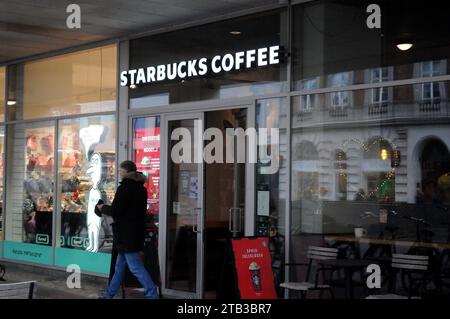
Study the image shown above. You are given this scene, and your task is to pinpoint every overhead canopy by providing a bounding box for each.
[0,0,281,64]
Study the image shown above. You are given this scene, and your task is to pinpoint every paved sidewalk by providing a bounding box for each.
[0,261,149,299]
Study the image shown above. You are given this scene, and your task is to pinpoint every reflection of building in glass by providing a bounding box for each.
[293,84,450,201]
[291,63,450,238]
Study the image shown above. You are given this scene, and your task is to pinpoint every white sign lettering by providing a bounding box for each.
[120,45,282,87]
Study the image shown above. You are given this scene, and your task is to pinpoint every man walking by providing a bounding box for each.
[97,160,158,299]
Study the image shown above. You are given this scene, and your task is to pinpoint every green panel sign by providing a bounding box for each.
[55,248,111,275]
[3,241,52,265]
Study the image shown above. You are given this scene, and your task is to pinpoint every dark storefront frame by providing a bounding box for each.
[0,0,449,299]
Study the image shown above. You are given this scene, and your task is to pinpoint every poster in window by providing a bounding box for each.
[134,126,160,215]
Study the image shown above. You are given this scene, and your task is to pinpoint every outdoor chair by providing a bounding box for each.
[365,254,429,299]
[280,246,338,299]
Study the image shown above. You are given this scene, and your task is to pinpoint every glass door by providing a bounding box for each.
[161,113,204,298]
[203,108,248,298]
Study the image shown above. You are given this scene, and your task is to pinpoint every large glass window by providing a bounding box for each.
[256,98,288,235]
[290,79,450,298]
[255,98,288,296]
[58,115,116,253]
[129,10,287,108]
[293,1,450,90]
[7,45,116,121]
[5,122,55,246]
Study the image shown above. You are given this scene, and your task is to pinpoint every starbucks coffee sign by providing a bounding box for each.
[120,45,282,87]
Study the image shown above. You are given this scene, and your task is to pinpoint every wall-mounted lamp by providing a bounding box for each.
[7,100,16,106]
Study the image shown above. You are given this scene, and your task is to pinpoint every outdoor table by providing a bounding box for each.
[318,259,373,299]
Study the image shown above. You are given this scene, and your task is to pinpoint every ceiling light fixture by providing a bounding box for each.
[396,42,413,51]
[230,31,241,36]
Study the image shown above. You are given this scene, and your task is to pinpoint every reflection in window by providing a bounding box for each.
[255,98,288,236]
[422,61,442,102]
[329,72,351,87]
[371,68,390,105]
[5,122,55,246]
[300,95,315,112]
[299,78,319,112]
[372,87,388,106]
[362,138,395,203]
[255,98,288,297]
[331,91,350,108]
[295,141,319,161]
[363,137,393,160]
[293,1,450,92]
[422,82,440,101]
[329,72,351,109]
[418,138,450,205]
[334,150,347,201]
[293,141,319,201]
[289,0,450,299]
[371,68,389,83]
[58,115,116,253]
[421,61,443,78]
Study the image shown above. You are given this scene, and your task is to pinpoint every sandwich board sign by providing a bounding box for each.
[230,237,277,299]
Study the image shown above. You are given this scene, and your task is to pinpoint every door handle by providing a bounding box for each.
[228,208,234,233]
[193,208,201,233]
[228,208,242,234]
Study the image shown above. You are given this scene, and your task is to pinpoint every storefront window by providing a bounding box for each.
[129,10,287,108]
[131,116,161,224]
[293,1,450,90]
[256,98,288,235]
[7,45,116,121]
[5,122,55,246]
[290,80,450,298]
[255,98,288,296]
[58,115,116,253]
